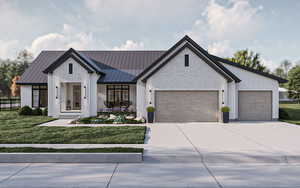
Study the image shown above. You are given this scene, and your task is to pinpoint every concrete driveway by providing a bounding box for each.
[2,121,300,187]
[144,121,300,163]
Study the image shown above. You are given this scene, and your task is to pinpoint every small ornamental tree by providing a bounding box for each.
[288,65,300,103]
[10,76,20,97]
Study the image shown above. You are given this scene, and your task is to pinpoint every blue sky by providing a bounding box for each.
[0,0,299,70]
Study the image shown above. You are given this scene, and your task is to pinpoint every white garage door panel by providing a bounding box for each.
[238,91,272,121]
[155,91,219,122]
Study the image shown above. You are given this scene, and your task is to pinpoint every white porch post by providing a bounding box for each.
[228,81,237,120]
[89,73,98,117]
[136,80,146,118]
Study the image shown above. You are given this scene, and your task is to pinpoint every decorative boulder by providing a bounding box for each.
[135,117,146,123]
[125,115,135,120]
[98,115,108,119]
[108,114,117,120]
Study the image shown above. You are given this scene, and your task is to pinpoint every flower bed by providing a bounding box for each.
[71,114,145,124]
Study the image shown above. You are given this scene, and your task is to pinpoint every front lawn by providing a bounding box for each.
[0,111,146,144]
[0,147,143,153]
[279,103,300,125]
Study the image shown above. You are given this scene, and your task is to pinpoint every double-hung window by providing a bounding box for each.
[32,85,48,108]
[106,85,129,107]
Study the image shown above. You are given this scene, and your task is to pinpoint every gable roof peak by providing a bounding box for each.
[43,47,105,75]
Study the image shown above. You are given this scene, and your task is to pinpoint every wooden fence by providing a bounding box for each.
[0,98,21,110]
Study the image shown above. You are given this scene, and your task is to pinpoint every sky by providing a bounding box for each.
[0,0,299,70]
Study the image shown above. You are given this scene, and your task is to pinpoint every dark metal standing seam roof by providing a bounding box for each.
[17,35,287,85]
[17,50,165,84]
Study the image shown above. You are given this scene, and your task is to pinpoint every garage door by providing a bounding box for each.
[155,91,219,122]
[238,91,272,121]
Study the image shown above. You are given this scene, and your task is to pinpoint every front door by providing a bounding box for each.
[73,85,81,110]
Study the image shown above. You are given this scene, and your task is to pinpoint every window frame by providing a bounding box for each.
[69,63,73,74]
[185,54,189,67]
[106,85,130,107]
[32,85,48,108]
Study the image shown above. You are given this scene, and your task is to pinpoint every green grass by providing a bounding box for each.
[0,147,143,153]
[0,111,146,144]
[279,103,300,125]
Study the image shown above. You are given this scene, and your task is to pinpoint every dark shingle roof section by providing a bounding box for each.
[18,50,165,84]
[210,55,288,83]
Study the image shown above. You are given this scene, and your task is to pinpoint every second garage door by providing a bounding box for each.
[155,91,219,122]
[238,91,272,121]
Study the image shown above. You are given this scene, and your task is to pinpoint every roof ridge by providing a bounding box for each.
[41,50,166,52]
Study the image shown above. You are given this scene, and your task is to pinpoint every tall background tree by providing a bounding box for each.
[287,65,300,103]
[0,50,33,97]
[227,49,269,73]
[273,60,292,88]
[274,60,292,79]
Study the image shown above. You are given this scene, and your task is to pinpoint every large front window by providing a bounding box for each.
[32,85,47,108]
[106,85,130,108]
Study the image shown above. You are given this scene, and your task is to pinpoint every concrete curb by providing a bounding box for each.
[143,154,300,164]
[0,153,142,163]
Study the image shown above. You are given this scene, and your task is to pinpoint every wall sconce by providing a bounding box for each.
[222,90,224,104]
[149,89,152,93]
[56,86,58,99]
[84,86,87,99]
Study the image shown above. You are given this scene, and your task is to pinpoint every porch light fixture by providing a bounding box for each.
[222,90,224,104]
[84,86,87,99]
[149,89,152,93]
[56,86,58,99]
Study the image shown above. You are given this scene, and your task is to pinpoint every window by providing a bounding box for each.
[106,85,130,107]
[185,54,189,67]
[69,63,73,74]
[32,85,48,108]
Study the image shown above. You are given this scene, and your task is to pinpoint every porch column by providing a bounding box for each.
[89,73,98,117]
[136,80,146,118]
[228,81,237,120]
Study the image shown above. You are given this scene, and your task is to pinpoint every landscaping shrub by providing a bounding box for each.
[43,108,48,116]
[221,106,230,112]
[113,115,126,124]
[32,108,43,116]
[146,106,155,112]
[98,111,136,116]
[79,117,92,124]
[279,108,290,119]
[18,106,33,115]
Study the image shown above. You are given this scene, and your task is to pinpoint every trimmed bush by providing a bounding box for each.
[114,115,126,124]
[279,108,290,119]
[79,117,92,124]
[32,108,43,116]
[221,106,230,113]
[146,106,155,112]
[98,111,136,117]
[43,108,48,116]
[18,106,33,115]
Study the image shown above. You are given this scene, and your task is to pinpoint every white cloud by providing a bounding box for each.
[113,40,144,50]
[0,40,20,59]
[187,0,263,42]
[27,24,99,56]
[205,0,262,40]
[207,40,233,57]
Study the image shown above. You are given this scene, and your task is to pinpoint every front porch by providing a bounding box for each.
[60,82,82,113]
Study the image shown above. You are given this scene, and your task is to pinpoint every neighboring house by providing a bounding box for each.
[17,36,287,122]
[279,87,294,102]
